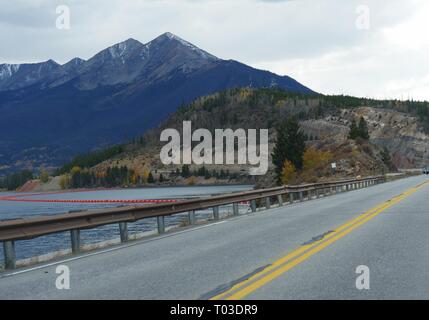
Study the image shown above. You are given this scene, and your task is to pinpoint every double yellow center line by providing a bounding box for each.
[210,180,429,300]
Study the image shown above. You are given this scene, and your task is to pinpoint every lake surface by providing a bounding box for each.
[0,185,253,264]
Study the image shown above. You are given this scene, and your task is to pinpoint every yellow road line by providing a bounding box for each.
[210,200,389,300]
[211,180,429,300]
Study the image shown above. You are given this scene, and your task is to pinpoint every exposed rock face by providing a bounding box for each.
[302,107,429,168]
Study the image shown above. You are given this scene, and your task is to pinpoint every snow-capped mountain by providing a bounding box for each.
[0,33,221,92]
[0,60,65,91]
[0,32,314,173]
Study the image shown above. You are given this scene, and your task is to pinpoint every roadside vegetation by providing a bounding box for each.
[0,170,33,191]
[272,115,394,185]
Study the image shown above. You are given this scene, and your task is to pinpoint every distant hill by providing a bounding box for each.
[0,32,313,175]
[54,88,429,188]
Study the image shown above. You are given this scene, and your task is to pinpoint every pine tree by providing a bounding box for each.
[147,172,155,183]
[358,116,370,140]
[348,119,359,139]
[349,117,369,140]
[181,165,190,178]
[272,117,306,184]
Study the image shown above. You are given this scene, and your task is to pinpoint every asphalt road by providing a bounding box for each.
[1,175,428,299]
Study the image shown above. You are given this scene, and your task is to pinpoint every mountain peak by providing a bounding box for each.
[107,38,144,59]
[159,32,182,41]
[149,32,219,60]
[64,57,85,65]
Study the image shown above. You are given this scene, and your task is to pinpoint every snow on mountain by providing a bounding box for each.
[0,63,21,80]
[158,32,219,60]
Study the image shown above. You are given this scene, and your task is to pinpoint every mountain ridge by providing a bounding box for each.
[0,33,314,175]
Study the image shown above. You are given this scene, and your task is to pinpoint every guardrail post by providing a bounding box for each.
[316,188,320,198]
[299,192,303,201]
[290,193,294,204]
[213,206,220,220]
[265,197,271,209]
[70,229,81,254]
[188,210,196,224]
[250,200,257,212]
[277,194,283,206]
[119,222,128,242]
[157,216,165,234]
[233,203,239,216]
[3,241,16,270]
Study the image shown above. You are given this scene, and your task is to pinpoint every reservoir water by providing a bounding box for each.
[0,185,253,265]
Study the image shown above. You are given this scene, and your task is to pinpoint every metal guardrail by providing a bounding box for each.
[0,175,386,270]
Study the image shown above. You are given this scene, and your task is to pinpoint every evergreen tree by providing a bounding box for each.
[272,117,306,184]
[181,165,191,178]
[147,172,155,183]
[349,117,369,140]
[348,119,359,139]
[381,146,396,171]
[358,116,370,140]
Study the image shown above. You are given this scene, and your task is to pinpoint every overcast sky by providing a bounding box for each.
[0,0,428,100]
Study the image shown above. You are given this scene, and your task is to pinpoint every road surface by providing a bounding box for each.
[1,175,428,299]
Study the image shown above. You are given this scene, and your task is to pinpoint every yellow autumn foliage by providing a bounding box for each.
[302,147,333,182]
[281,160,297,185]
